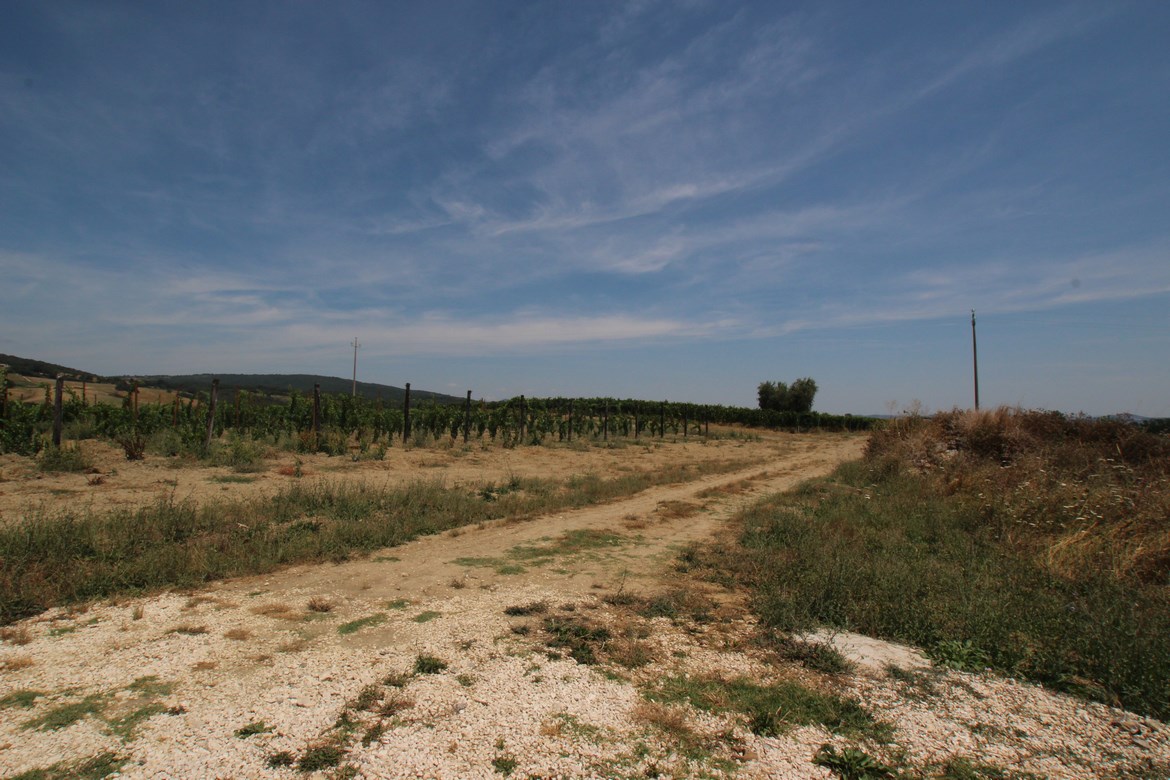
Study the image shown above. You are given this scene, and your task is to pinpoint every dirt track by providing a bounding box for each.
[1,432,1167,779]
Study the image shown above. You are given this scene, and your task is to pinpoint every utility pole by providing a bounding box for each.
[971,310,980,411]
[351,337,360,398]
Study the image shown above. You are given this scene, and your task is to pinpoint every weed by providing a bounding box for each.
[456,673,474,687]
[352,684,382,711]
[1,625,32,644]
[491,754,518,775]
[8,751,126,780]
[646,675,888,740]
[768,634,853,675]
[414,654,447,674]
[383,671,412,687]
[168,623,208,635]
[361,721,386,746]
[385,598,410,609]
[307,597,334,613]
[813,744,895,779]
[412,610,441,623]
[108,702,167,739]
[235,720,272,738]
[1,689,43,709]
[1,655,34,671]
[37,445,92,473]
[127,675,173,697]
[224,627,252,641]
[299,743,345,771]
[504,601,548,616]
[543,617,611,665]
[379,692,414,717]
[266,751,295,767]
[24,694,108,731]
[337,613,387,635]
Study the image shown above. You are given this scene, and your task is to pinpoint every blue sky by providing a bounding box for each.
[2,1,1168,415]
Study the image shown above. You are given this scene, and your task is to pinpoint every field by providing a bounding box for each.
[0,417,1167,778]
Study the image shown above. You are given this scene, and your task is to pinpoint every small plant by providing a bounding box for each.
[930,639,990,672]
[235,720,272,738]
[307,597,334,613]
[168,624,208,635]
[492,754,518,776]
[266,751,295,768]
[0,689,43,709]
[813,744,895,779]
[412,610,441,623]
[299,743,345,771]
[414,654,447,674]
[504,601,548,616]
[38,445,92,473]
[338,613,387,635]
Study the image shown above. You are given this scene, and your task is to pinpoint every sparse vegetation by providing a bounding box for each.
[701,408,1170,718]
[0,459,752,624]
[337,613,387,635]
[414,654,448,674]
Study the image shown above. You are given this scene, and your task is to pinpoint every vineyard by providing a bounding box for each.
[0,370,873,458]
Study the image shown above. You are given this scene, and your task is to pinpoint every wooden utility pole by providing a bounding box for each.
[971,310,980,411]
[351,338,360,397]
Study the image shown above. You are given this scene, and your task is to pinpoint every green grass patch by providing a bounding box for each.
[0,689,44,709]
[543,617,611,665]
[337,613,387,635]
[646,674,888,740]
[385,598,410,609]
[235,720,273,738]
[412,610,441,623]
[23,694,109,731]
[108,702,167,740]
[8,751,126,780]
[209,475,257,484]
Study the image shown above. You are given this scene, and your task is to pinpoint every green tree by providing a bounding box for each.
[757,377,817,413]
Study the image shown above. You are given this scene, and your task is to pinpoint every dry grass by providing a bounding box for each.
[0,626,32,645]
[224,628,252,641]
[191,661,217,671]
[306,597,334,613]
[251,602,303,621]
[654,500,701,519]
[1,655,34,671]
[868,407,1170,583]
[631,701,696,739]
[169,623,209,635]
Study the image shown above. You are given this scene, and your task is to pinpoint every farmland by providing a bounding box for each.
[0,382,1167,777]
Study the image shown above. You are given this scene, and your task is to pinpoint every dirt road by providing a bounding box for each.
[1,432,1166,779]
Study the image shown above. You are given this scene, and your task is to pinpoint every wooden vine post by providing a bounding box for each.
[463,390,472,443]
[52,375,64,447]
[403,383,411,442]
[683,408,688,438]
[659,401,665,439]
[634,410,640,439]
[602,402,608,441]
[312,384,321,446]
[567,400,574,443]
[519,395,526,443]
[204,378,219,449]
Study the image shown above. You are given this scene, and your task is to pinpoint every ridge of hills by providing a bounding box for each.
[0,353,463,405]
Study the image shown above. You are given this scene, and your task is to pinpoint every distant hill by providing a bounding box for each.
[0,353,462,405]
[0,353,101,382]
[137,373,463,405]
